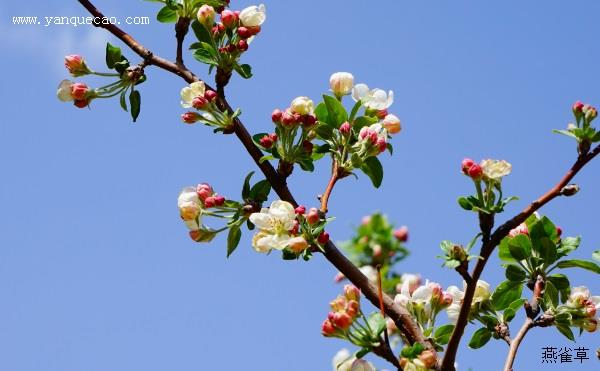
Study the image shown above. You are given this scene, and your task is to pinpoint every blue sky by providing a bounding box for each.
[1,1,599,370]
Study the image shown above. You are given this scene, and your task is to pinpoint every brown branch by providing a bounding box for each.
[77,0,430,364]
[320,160,340,213]
[502,317,533,371]
[175,17,191,68]
[441,147,600,370]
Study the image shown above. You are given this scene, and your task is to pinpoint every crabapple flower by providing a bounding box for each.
[249,200,305,253]
[480,159,512,181]
[332,349,354,371]
[181,81,206,108]
[197,5,216,28]
[508,222,529,237]
[290,96,314,115]
[64,55,91,77]
[394,226,409,242]
[446,280,491,323]
[399,273,422,294]
[239,4,266,27]
[329,72,354,98]
[352,83,394,110]
[178,187,202,231]
[355,123,388,156]
[57,80,90,102]
[383,114,402,134]
[349,359,375,371]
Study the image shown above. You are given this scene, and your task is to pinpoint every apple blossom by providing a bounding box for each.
[349,359,375,371]
[332,349,354,371]
[204,90,218,102]
[400,273,421,294]
[446,280,491,323]
[467,163,483,180]
[64,55,91,77]
[306,207,320,225]
[339,122,351,135]
[197,5,216,28]
[461,158,475,174]
[322,319,337,337]
[220,10,237,28]
[181,81,206,108]
[352,83,394,110]
[383,114,402,134]
[181,112,201,124]
[508,222,529,237]
[271,109,283,123]
[329,72,354,98]
[318,231,330,244]
[394,226,409,242]
[480,159,512,181]
[290,96,314,115]
[259,134,275,148]
[249,200,301,253]
[239,4,266,28]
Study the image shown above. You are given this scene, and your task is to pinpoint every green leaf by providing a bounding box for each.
[434,324,455,345]
[468,327,492,349]
[543,281,559,309]
[367,312,386,337]
[556,324,575,341]
[548,274,570,290]
[241,171,254,199]
[557,236,580,258]
[156,5,178,23]
[360,156,383,188]
[498,237,516,262]
[556,259,600,274]
[553,129,578,139]
[507,234,532,261]
[193,47,219,66]
[119,90,128,112]
[249,180,271,203]
[234,63,253,79]
[191,20,213,44]
[457,196,473,211]
[352,115,378,131]
[314,103,330,125]
[323,95,348,127]
[105,42,123,69]
[491,280,523,310]
[129,90,141,122]
[226,224,242,257]
[505,264,526,282]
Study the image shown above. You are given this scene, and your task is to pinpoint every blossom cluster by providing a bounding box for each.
[180,81,238,131]
[394,280,454,328]
[445,280,491,324]
[322,285,362,337]
[554,286,599,333]
[177,183,228,242]
[459,157,516,214]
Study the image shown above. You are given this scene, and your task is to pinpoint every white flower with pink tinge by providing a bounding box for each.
[249,200,307,253]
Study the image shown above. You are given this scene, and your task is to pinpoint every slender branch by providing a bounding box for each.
[441,148,600,370]
[175,17,191,68]
[320,160,340,213]
[76,0,430,363]
[502,318,533,371]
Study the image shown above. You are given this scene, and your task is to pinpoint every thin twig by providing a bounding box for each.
[441,148,600,370]
[77,0,430,363]
[502,318,533,371]
[320,160,340,213]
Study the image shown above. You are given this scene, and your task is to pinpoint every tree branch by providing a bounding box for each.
[502,317,533,371]
[441,148,600,370]
[320,160,340,213]
[77,0,430,362]
[175,17,191,68]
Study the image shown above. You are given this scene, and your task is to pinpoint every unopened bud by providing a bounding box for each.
[294,205,306,214]
[204,90,218,102]
[344,285,360,301]
[418,350,437,369]
[220,10,237,28]
[192,96,209,110]
[271,109,283,123]
[214,195,225,206]
[237,39,248,51]
[339,122,351,135]
[197,5,216,28]
[394,226,409,242]
[321,319,336,336]
[468,164,483,180]
[306,208,320,225]
[560,184,580,196]
[181,112,201,124]
[461,158,475,174]
[302,140,314,153]
[203,196,216,208]
[259,134,274,148]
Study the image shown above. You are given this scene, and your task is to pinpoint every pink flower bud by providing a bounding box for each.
[203,196,216,208]
[318,231,330,244]
[306,208,320,225]
[295,205,306,214]
[237,26,252,39]
[339,122,351,135]
[269,133,278,142]
[247,25,261,36]
[330,297,347,312]
[344,285,360,301]
[196,183,213,201]
[383,114,401,134]
[418,350,437,369]
[586,303,597,318]
[74,99,90,109]
[64,55,90,76]
[212,23,225,35]
[509,223,529,238]
[302,140,314,153]
[192,96,209,110]
[260,134,274,148]
[197,5,216,27]
[271,109,283,123]
[71,82,89,100]
[181,112,201,124]
[394,226,409,242]
[321,319,336,336]
[376,137,387,153]
[302,114,317,127]
[214,195,225,206]
[461,158,475,174]
[376,109,388,119]
[289,220,299,235]
[468,164,483,180]
[556,226,562,237]
[220,10,237,28]
[237,39,248,51]
[334,272,345,283]
[281,112,295,126]
[189,230,203,242]
[332,312,352,329]
[573,101,584,114]
[442,291,453,306]
[288,236,309,253]
[204,90,218,102]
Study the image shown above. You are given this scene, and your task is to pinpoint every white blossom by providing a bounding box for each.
[352,83,394,110]
[239,4,266,27]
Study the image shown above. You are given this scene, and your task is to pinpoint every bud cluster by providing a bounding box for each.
[551,286,600,333]
[180,81,239,131]
[459,157,515,214]
[178,182,233,242]
[321,285,362,337]
[395,280,453,328]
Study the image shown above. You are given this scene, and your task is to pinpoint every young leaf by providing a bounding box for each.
[434,324,455,345]
[323,95,348,127]
[119,90,128,112]
[556,324,575,341]
[234,64,253,79]
[507,234,532,261]
[156,6,178,23]
[543,281,559,309]
[547,274,570,290]
[457,197,473,211]
[241,171,254,199]
[226,224,242,257]
[129,90,141,122]
[360,156,383,188]
[106,42,122,69]
[249,180,271,203]
[505,264,526,282]
[367,312,386,337]
[468,327,492,349]
[191,20,214,44]
[556,259,600,274]
[593,250,600,262]
[491,280,523,310]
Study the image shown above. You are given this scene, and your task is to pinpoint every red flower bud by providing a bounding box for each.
[289,220,300,235]
[271,109,283,123]
[468,164,483,180]
[247,25,261,36]
[376,137,387,153]
[204,90,218,102]
[318,231,330,244]
[214,195,225,206]
[71,82,89,100]
[203,196,216,208]
[339,122,351,135]
[321,319,336,337]
[269,133,278,142]
[295,205,306,215]
[302,114,317,127]
[192,96,209,110]
[306,208,320,225]
[573,101,584,114]
[189,230,203,242]
[237,39,248,51]
[259,134,274,149]
[376,109,388,119]
[556,226,562,237]
[394,226,409,242]
[237,26,252,39]
[74,99,90,108]
[332,312,352,329]
[181,112,201,124]
[220,10,237,28]
[196,183,213,201]
[281,112,295,126]
[302,140,314,153]
[461,158,475,174]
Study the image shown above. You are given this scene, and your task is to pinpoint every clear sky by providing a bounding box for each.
[1,1,599,370]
